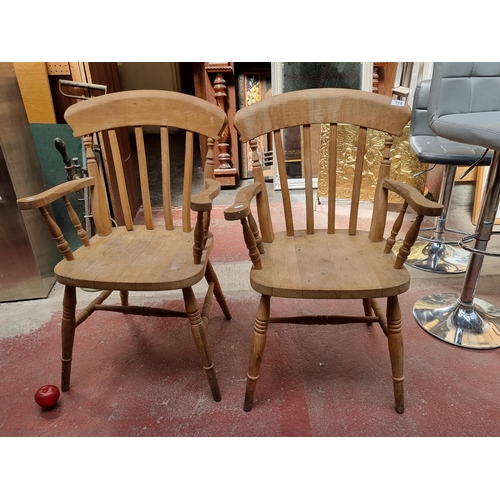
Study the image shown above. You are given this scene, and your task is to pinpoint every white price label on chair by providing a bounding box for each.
[391,99,405,106]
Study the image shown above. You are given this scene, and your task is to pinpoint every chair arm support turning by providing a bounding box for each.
[383,180,443,270]
[383,179,443,216]
[224,182,263,221]
[17,177,95,210]
[16,177,95,261]
[191,178,221,212]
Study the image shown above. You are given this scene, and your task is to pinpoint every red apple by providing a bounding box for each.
[34,385,60,409]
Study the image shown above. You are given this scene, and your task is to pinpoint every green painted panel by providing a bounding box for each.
[30,124,85,251]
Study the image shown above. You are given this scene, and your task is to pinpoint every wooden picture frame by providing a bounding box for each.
[472,165,500,225]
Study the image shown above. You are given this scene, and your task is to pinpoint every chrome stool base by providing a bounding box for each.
[393,239,469,273]
[413,292,500,349]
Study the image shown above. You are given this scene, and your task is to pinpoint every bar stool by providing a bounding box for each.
[413,62,500,349]
[403,79,492,274]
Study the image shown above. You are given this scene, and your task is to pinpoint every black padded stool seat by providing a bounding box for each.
[413,63,500,349]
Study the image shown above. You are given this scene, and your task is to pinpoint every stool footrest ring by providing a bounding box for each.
[418,227,470,245]
[458,232,500,257]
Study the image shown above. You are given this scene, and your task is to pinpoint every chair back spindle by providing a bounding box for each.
[240,89,410,242]
[64,90,226,239]
[134,126,154,230]
[160,126,174,230]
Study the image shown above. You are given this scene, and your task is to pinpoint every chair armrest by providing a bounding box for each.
[17,177,95,210]
[224,182,263,221]
[191,178,220,212]
[383,179,443,216]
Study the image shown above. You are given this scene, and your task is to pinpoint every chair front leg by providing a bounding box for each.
[386,295,404,414]
[61,285,77,392]
[244,294,271,412]
[182,287,221,402]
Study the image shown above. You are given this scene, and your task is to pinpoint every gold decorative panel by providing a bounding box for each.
[317,124,424,202]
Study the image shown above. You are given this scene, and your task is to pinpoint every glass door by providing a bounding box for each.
[271,62,371,190]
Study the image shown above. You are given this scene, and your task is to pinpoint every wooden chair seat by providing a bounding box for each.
[55,226,214,291]
[250,230,410,299]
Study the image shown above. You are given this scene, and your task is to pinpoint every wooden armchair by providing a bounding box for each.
[225,88,442,413]
[17,90,231,402]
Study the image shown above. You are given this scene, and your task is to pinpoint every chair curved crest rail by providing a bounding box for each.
[225,88,443,413]
[17,90,232,401]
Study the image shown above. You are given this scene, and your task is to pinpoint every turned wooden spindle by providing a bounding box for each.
[394,213,425,269]
[248,211,264,254]
[62,195,89,246]
[39,206,74,260]
[241,217,262,269]
[385,201,408,253]
[193,211,205,265]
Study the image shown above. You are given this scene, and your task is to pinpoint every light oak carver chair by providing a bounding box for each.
[17,90,232,402]
[225,88,443,413]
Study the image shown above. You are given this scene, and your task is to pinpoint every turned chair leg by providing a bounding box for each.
[362,298,374,326]
[120,290,129,306]
[182,286,221,402]
[244,294,271,412]
[61,285,77,392]
[205,260,231,320]
[386,295,404,414]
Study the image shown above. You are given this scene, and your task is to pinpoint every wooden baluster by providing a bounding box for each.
[213,72,232,170]
[394,213,424,269]
[203,211,211,247]
[62,195,89,246]
[39,206,74,260]
[248,211,264,254]
[193,211,204,265]
[241,217,262,269]
[204,138,216,180]
[373,65,380,93]
[385,201,408,253]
